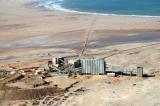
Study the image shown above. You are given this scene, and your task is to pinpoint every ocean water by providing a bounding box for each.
[33,0,160,17]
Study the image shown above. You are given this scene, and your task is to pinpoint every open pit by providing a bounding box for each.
[0,83,65,100]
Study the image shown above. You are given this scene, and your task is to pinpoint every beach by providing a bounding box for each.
[0,0,160,106]
[0,0,160,74]
[0,0,160,57]
[0,0,160,63]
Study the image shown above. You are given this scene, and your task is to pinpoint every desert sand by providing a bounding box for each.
[0,0,160,57]
[0,0,160,106]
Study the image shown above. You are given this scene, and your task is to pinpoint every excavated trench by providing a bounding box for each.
[0,83,65,100]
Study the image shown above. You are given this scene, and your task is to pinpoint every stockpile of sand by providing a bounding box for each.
[23,76,46,86]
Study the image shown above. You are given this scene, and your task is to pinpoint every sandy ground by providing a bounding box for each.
[0,0,160,106]
[2,76,160,106]
[0,0,160,57]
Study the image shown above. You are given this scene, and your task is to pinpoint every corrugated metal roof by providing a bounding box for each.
[80,59,105,75]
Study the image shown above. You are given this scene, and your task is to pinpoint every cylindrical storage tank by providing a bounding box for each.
[137,67,143,77]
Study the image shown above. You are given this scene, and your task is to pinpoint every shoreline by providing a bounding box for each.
[0,1,160,106]
[31,0,160,18]
[0,0,160,60]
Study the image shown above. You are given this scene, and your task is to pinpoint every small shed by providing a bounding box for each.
[80,59,106,75]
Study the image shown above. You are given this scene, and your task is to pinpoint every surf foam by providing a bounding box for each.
[32,0,160,18]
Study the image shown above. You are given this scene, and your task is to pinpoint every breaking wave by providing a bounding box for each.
[32,0,160,18]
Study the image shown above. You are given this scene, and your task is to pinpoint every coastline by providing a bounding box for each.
[0,1,160,106]
[32,0,160,18]
[0,0,160,58]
